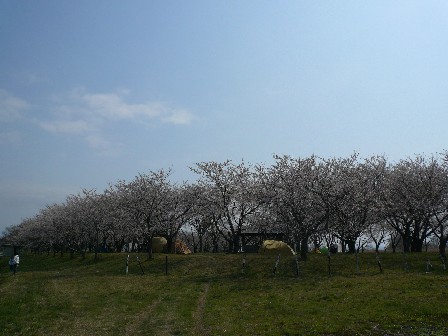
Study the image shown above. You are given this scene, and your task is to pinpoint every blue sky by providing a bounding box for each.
[1,1,448,233]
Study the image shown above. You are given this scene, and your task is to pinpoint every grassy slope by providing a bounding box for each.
[0,252,447,336]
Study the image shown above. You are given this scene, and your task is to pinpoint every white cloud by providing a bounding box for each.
[163,109,194,125]
[44,88,194,127]
[0,88,194,155]
[80,92,162,120]
[0,90,28,121]
[35,88,194,153]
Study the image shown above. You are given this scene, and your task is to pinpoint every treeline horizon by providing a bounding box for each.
[3,151,448,262]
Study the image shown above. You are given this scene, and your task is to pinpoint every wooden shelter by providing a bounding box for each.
[237,232,284,253]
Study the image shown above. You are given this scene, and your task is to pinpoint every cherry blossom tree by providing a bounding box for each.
[186,185,222,252]
[367,220,389,253]
[381,156,442,253]
[191,160,266,253]
[309,156,350,251]
[155,182,199,253]
[6,151,448,261]
[111,169,171,258]
[41,202,76,256]
[421,154,448,260]
[101,187,136,252]
[331,155,387,253]
[263,155,321,260]
[3,216,52,253]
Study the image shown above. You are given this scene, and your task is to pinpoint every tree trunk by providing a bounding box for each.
[411,236,424,252]
[199,234,203,253]
[402,235,411,253]
[390,234,401,253]
[300,236,309,261]
[94,229,100,261]
[167,235,176,254]
[147,236,153,260]
[233,235,240,253]
[439,236,448,260]
[375,242,380,253]
[347,240,356,254]
[212,234,219,253]
[355,249,360,274]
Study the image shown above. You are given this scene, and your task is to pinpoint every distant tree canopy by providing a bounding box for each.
[4,152,448,261]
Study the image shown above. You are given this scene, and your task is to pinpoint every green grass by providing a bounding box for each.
[1,252,448,335]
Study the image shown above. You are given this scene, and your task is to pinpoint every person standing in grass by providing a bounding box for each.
[9,256,16,275]
[14,254,19,271]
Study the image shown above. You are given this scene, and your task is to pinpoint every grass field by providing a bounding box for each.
[1,251,448,335]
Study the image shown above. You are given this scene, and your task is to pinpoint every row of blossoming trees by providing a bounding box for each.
[3,152,448,261]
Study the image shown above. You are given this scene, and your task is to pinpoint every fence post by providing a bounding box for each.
[273,254,280,274]
[426,258,433,273]
[376,252,383,273]
[403,252,409,272]
[294,243,300,278]
[440,255,447,271]
[137,256,144,275]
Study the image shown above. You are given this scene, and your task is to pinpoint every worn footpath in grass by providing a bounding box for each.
[1,252,448,335]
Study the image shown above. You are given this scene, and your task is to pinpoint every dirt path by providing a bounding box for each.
[124,298,161,336]
[193,283,210,336]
